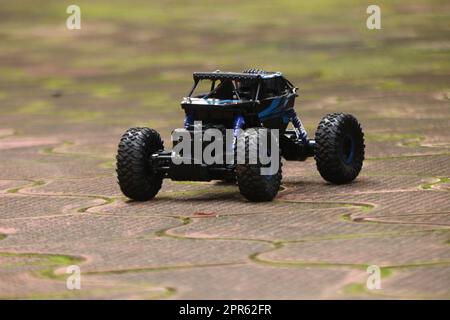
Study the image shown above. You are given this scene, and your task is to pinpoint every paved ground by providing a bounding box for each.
[0,0,449,299]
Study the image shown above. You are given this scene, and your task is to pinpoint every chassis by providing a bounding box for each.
[116,69,365,202]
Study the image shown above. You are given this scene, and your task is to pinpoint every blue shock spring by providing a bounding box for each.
[287,109,308,144]
[184,112,194,129]
[232,115,245,138]
[228,115,245,161]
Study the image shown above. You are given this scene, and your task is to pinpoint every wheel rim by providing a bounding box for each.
[342,134,355,164]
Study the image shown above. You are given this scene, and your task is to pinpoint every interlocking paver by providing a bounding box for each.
[262,232,450,266]
[94,264,361,299]
[93,193,340,217]
[167,208,443,241]
[380,265,450,299]
[0,180,30,193]
[0,0,449,299]
[0,254,171,299]
[0,214,180,246]
[280,190,450,219]
[0,194,102,219]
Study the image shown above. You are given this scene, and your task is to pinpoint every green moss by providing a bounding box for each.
[0,67,31,81]
[341,213,351,221]
[359,205,373,213]
[252,254,368,270]
[272,241,284,250]
[159,287,177,299]
[7,180,45,193]
[0,252,84,280]
[43,78,74,90]
[421,177,450,190]
[375,79,405,91]
[62,140,75,146]
[181,217,192,225]
[380,267,393,278]
[99,160,115,169]
[274,199,349,210]
[37,268,61,280]
[90,84,122,98]
[367,153,450,161]
[365,133,423,143]
[18,101,53,115]
[14,98,105,122]
[7,186,22,194]
[85,262,239,276]
[1,285,175,300]
[58,109,104,122]
[0,252,81,263]
[33,180,46,187]
[421,181,435,190]
[340,202,373,216]
[386,261,450,270]
[77,197,115,213]
[47,255,79,265]
[344,283,367,295]
[155,216,193,238]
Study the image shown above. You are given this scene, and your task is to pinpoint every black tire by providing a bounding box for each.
[314,113,365,184]
[236,128,282,202]
[116,127,164,201]
[222,174,237,184]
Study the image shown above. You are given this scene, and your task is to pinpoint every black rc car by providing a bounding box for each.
[116,69,365,202]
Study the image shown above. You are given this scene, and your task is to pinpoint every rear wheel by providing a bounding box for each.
[314,113,365,184]
[236,128,282,202]
[116,127,164,201]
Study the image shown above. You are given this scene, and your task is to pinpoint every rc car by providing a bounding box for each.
[116,69,365,202]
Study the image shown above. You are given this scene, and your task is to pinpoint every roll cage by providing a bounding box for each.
[187,71,297,103]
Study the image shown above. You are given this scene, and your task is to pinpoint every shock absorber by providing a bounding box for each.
[232,114,245,138]
[287,109,308,144]
[184,112,194,129]
[226,115,245,165]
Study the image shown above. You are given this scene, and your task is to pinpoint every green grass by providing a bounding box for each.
[365,133,423,143]
[421,177,450,190]
[0,252,84,280]
[7,180,46,193]
[0,0,447,129]
[344,283,367,295]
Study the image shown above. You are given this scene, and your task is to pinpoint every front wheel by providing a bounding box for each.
[116,127,164,201]
[236,128,282,202]
[314,113,365,184]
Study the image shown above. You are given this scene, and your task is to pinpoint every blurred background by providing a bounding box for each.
[0,0,448,151]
